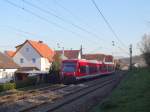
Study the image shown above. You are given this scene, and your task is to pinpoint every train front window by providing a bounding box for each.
[62,63,76,72]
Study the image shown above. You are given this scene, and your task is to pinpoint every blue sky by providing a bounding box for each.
[0,0,150,57]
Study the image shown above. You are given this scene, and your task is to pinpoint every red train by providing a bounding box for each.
[60,59,115,83]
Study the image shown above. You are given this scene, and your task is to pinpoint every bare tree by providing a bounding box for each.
[139,34,150,67]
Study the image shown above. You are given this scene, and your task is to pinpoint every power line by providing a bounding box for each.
[4,0,128,56]
[22,0,107,43]
[0,25,58,46]
[4,0,103,48]
[51,0,126,55]
[4,1,88,39]
[23,0,119,53]
[5,0,83,36]
[91,0,128,52]
[52,0,100,33]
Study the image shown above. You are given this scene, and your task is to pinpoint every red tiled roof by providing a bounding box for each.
[0,52,19,69]
[55,50,80,59]
[105,55,113,62]
[5,50,15,57]
[83,54,113,62]
[13,40,54,62]
[82,54,106,61]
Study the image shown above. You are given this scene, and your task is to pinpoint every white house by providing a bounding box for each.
[12,40,54,72]
[0,52,19,83]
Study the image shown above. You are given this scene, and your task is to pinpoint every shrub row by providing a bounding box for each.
[0,77,37,92]
[15,77,37,89]
[0,83,16,92]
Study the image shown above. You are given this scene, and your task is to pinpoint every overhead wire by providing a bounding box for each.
[23,0,118,54]
[5,0,102,46]
[52,0,101,34]
[91,0,129,55]
[4,0,123,55]
[0,25,58,46]
[22,0,108,43]
[4,0,112,50]
[52,0,129,55]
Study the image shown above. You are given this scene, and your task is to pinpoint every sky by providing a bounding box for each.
[0,0,150,57]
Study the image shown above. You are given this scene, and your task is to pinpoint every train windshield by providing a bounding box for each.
[62,62,76,72]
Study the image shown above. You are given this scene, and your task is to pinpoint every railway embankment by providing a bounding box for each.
[92,68,150,112]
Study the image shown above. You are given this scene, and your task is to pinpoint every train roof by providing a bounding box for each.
[62,59,87,62]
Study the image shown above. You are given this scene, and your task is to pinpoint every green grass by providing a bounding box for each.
[92,68,150,112]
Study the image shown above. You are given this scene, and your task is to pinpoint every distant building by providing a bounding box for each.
[82,54,113,62]
[82,54,105,61]
[12,40,54,72]
[5,50,15,57]
[0,52,19,83]
[55,50,82,60]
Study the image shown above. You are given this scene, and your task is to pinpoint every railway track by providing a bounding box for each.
[0,73,123,112]
[0,84,69,112]
[20,73,121,112]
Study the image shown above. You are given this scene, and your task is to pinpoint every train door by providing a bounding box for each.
[78,62,87,77]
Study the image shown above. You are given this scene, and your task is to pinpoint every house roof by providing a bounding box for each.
[16,67,40,73]
[5,50,15,57]
[13,40,54,62]
[82,54,106,61]
[105,55,113,62]
[0,52,19,69]
[82,54,113,62]
[55,50,80,59]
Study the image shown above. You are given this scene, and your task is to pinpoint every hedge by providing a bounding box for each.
[15,77,37,89]
[0,83,16,92]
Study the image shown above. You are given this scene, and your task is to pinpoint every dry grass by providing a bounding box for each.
[0,85,63,109]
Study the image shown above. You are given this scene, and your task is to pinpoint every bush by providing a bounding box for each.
[49,71,61,83]
[0,83,16,92]
[15,77,37,89]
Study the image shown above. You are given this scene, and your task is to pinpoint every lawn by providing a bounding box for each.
[92,68,150,112]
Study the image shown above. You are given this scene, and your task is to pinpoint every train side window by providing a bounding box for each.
[108,66,110,71]
[102,65,107,71]
[109,66,112,71]
[89,65,97,74]
[80,66,86,74]
[89,66,93,74]
[99,66,102,71]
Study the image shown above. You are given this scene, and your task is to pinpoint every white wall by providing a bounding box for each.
[0,69,17,83]
[13,42,41,69]
[40,58,51,72]
[13,42,51,71]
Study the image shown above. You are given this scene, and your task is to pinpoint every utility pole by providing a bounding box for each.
[112,41,115,57]
[80,45,83,59]
[112,41,115,64]
[129,44,132,70]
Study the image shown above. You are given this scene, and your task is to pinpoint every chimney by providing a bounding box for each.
[38,40,43,43]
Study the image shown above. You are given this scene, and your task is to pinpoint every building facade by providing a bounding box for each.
[0,52,19,83]
[13,40,54,72]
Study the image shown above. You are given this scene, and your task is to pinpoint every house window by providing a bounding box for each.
[32,58,36,63]
[26,48,29,52]
[20,58,24,63]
